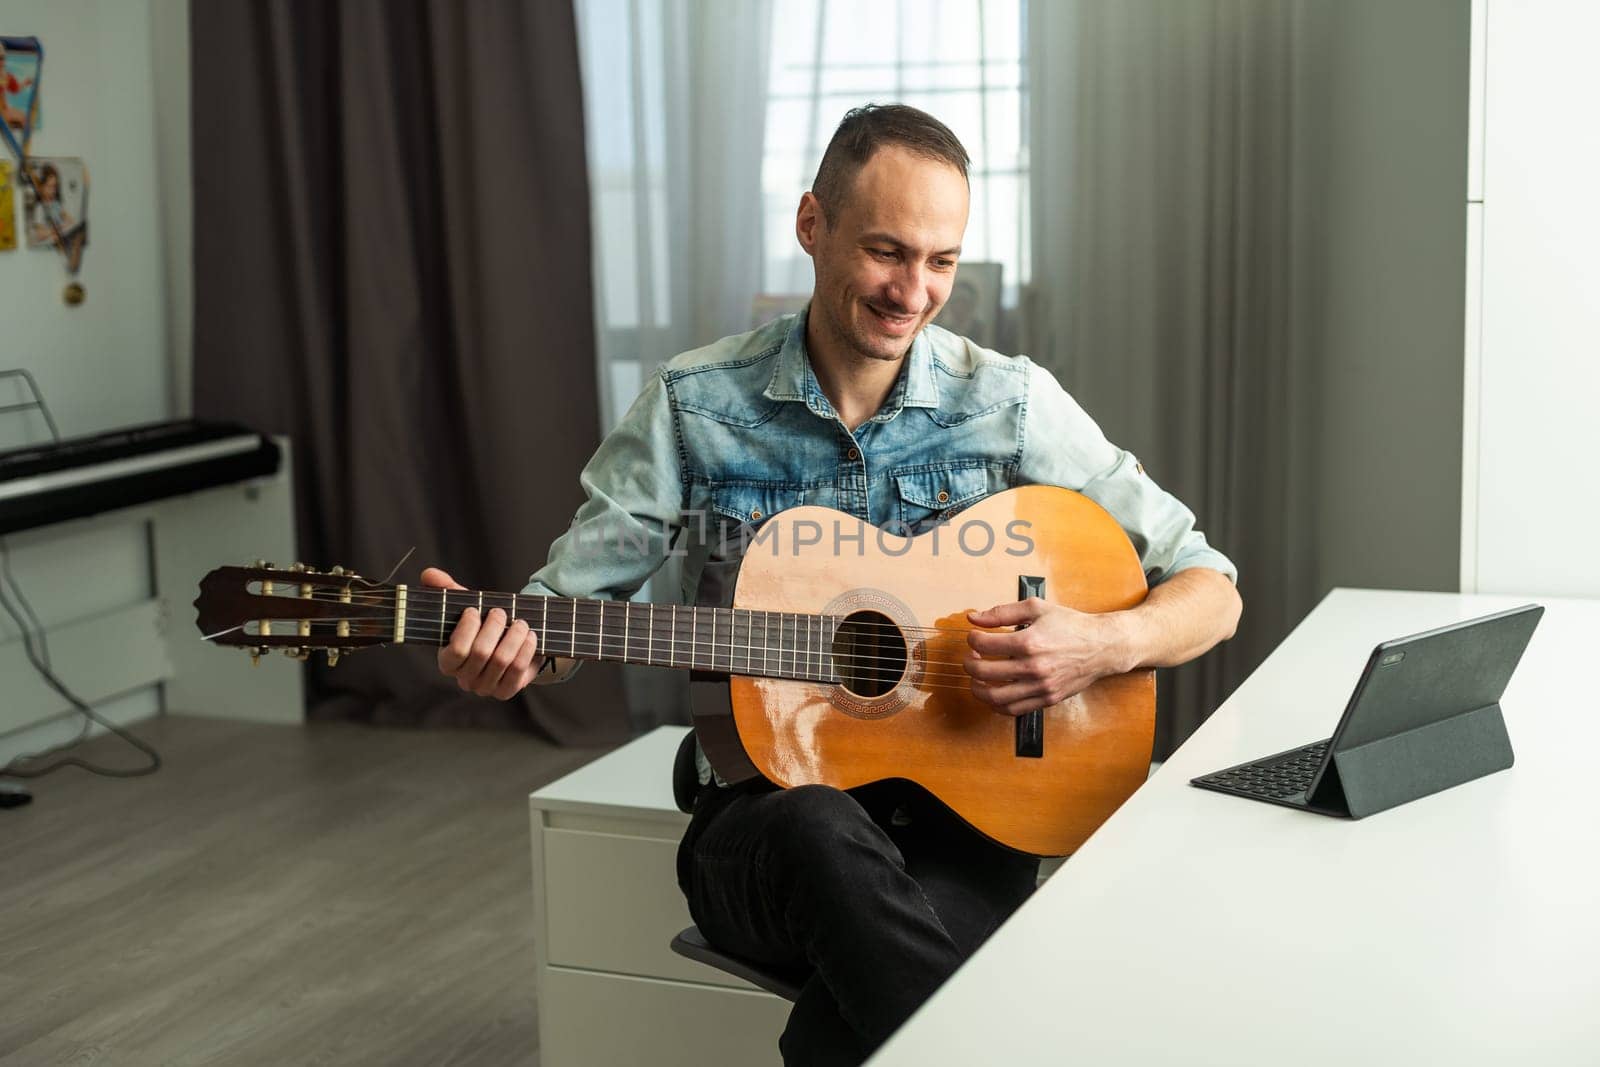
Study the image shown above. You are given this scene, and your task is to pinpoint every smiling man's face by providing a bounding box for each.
[798,144,969,365]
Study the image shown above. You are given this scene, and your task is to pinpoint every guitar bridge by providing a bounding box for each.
[1016,575,1045,759]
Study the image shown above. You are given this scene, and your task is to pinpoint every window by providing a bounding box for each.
[762,0,1029,313]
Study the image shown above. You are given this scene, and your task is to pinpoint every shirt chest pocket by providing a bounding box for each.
[893,466,991,532]
[710,484,808,530]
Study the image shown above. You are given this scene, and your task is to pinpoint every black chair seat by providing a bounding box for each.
[670,925,808,1002]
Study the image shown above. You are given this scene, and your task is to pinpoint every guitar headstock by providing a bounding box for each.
[194,562,395,666]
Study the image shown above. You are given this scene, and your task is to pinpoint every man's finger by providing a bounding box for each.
[966,599,1044,629]
[438,607,479,675]
[967,627,1029,657]
[463,609,510,691]
[972,678,1048,709]
[1002,697,1051,718]
[484,620,530,686]
[476,626,527,698]
[964,654,1021,683]
[421,566,467,591]
[493,633,541,701]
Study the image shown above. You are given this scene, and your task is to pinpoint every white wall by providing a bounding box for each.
[1463,0,1600,597]
[0,0,178,445]
[0,0,191,762]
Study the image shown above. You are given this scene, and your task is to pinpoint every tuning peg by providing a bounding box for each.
[331,565,345,576]
[250,648,262,667]
[326,648,341,667]
[283,646,303,660]
[288,562,306,573]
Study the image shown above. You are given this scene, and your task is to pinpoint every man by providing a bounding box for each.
[430,105,1240,1065]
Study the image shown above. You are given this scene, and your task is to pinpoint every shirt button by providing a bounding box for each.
[846,447,860,461]
[936,489,950,504]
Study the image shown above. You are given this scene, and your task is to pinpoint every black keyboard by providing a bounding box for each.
[1195,739,1330,799]
[0,419,279,534]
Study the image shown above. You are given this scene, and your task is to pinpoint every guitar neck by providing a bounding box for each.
[404,586,841,684]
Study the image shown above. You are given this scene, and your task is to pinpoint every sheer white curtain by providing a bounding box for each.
[575,0,775,430]
[1027,0,1321,755]
[574,0,773,728]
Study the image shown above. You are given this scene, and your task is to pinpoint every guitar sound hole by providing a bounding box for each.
[832,610,907,698]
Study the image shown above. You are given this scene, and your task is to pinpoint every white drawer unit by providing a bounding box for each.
[529,726,790,1066]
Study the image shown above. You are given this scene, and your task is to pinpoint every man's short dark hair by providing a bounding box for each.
[812,104,970,225]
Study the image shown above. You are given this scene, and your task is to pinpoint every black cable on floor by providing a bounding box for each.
[0,539,162,781]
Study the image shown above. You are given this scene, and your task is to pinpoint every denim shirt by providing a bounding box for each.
[524,309,1236,610]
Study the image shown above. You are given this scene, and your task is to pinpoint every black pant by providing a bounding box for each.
[677,779,1039,1066]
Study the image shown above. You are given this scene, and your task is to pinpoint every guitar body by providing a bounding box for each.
[693,485,1155,857]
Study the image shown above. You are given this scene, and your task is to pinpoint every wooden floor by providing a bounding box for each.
[0,715,615,1066]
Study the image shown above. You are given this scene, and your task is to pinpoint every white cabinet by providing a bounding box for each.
[528,726,790,1066]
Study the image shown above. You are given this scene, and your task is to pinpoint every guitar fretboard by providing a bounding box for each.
[410,587,842,684]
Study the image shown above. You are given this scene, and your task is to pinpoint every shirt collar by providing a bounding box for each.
[763,304,941,418]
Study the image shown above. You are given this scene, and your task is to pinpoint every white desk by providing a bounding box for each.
[869,588,1600,1065]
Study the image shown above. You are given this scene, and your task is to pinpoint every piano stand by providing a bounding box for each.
[0,428,303,765]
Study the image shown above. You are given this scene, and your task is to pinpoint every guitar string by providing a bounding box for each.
[284,589,967,639]
[221,584,1055,675]
[222,604,994,673]
[227,617,998,684]
[241,585,1031,640]
[225,587,1035,674]
[221,619,1039,692]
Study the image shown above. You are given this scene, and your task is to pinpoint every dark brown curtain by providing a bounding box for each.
[191,0,629,745]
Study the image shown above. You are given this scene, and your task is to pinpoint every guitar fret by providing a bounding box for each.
[438,590,447,646]
[804,614,812,681]
[824,616,835,682]
[824,616,832,682]
[814,614,822,681]
[624,600,631,664]
[816,615,825,681]
[811,615,820,682]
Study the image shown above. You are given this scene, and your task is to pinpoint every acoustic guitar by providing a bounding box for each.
[194,485,1154,856]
